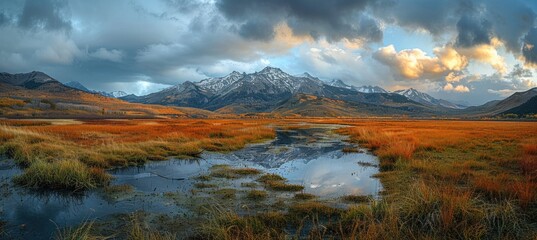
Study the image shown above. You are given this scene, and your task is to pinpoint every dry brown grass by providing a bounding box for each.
[0,119,275,190]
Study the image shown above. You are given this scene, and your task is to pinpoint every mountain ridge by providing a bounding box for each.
[2,69,535,118]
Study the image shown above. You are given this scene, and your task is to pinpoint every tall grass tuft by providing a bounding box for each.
[13,160,107,190]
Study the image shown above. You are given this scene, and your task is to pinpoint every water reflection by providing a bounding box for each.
[0,125,382,239]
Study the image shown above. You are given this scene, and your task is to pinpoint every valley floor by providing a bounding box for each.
[0,118,536,239]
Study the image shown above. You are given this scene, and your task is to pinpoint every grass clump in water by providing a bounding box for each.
[128,214,174,240]
[194,175,212,181]
[194,182,217,189]
[265,181,304,191]
[294,193,316,200]
[241,182,258,188]
[214,188,236,199]
[197,207,286,240]
[341,194,371,203]
[247,190,268,200]
[257,173,304,191]
[289,202,340,217]
[210,165,261,179]
[257,173,285,183]
[13,160,110,191]
[54,220,103,240]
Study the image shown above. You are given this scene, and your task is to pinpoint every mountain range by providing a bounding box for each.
[64,81,129,98]
[122,67,465,115]
[1,68,536,118]
[0,71,216,118]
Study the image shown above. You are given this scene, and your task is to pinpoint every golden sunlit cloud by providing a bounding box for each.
[445,72,465,83]
[373,45,467,80]
[443,83,470,92]
[457,38,507,74]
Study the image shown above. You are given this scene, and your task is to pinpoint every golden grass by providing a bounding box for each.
[326,119,537,238]
[3,118,537,238]
[0,119,275,190]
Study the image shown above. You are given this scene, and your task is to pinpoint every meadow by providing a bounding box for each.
[0,119,275,190]
[0,119,536,239]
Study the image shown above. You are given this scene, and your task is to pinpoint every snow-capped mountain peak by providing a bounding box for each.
[109,91,129,98]
[196,71,245,94]
[394,88,464,109]
[296,72,317,79]
[355,85,388,93]
[326,79,352,89]
[63,81,131,98]
[258,66,291,79]
[394,88,433,102]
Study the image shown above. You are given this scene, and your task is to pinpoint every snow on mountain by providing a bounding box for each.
[295,72,318,80]
[327,79,353,89]
[0,71,56,87]
[394,88,434,102]
[394,88,464,109]
[326,79,388,93]
[354,85,389,93]
[107,91,129,98]
[193,67,323,96]
[196,71,244,94]
[64,81,131,98]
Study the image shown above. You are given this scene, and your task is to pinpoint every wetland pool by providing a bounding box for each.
[0,125,382,239]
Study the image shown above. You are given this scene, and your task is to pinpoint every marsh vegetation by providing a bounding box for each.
[0,119,536,239]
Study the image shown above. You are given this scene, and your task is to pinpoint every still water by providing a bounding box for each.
[0,125,381,239]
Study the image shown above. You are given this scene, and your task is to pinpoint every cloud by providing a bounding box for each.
[487,88,516,97]
[522,28,537,67]
[18,0,71,31]
[373,45,467,80]
[216,0,381,43]
[457,39,507,73]
[90,48,124,62]
[455,15,492,48]
[0,12,9,26]
[443,83,470,92]
[371,0,460,35]
[445,72,465,83]
[373,0,536,65]
[162,67,207,81]
[34,35,81,64]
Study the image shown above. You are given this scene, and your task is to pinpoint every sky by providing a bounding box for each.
[1,0,537,105]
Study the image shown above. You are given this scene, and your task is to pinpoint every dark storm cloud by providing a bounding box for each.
[215,0,381,42]
[455,15,492,47]
[239,19,276,41]
[371,0,461,35]
[18,0,71,31]
[0,12,8,26]
[522,28,537,66]
[372,0,537,66]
